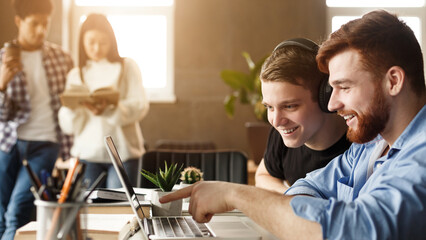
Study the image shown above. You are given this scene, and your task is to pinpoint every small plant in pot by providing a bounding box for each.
[140,162,183,216]
[180,167,203,185]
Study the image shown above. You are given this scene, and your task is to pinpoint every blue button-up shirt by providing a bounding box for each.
[286,105,426,240]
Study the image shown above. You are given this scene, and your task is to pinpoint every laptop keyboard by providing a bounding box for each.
[152,216,213,238]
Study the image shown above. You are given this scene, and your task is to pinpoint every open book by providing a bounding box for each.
[60,84,119,109]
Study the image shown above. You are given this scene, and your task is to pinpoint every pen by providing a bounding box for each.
[40,169,54,200]
[22,159,49,200]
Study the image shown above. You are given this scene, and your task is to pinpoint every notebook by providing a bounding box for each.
[104,135,261,240]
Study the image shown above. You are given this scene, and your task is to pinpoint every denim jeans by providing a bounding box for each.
[0,140,59,240]
[80,158,140,188]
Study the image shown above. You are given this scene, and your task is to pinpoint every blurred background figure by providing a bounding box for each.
[0,0,73,238]
[58,13,149,188]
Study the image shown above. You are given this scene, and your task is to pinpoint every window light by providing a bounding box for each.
[75,0,173,7]
[326,0,425,7]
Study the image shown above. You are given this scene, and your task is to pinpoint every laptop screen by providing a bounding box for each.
[104,136,146,220]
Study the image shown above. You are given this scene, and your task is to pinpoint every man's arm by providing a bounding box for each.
[255,159,288,194]
[160,181,322,240]
[0,53,22,92]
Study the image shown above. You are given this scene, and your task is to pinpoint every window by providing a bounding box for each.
[326,0,426,75]
[327,0,425,8]
[64,0,176,102]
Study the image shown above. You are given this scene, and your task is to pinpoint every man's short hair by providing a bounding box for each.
[317,10,425,97]
[261,43,328,102]
[12,0,53,19]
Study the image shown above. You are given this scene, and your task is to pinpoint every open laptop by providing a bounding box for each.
[104,136,261,240]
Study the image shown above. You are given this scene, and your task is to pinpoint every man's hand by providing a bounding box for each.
[0,56,22,91]
[160,181,236,223]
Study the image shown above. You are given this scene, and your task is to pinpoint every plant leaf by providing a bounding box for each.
[156,171,170,191]
[239,88,249,104]
[221,52,270,123]
[224,94,236,118]
[249,54,269,80]
[221,70,249,90]
[140,169,160,188]
[164,162,175,184]
[242,52,255,70]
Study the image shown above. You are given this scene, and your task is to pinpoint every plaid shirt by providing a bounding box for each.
[0,41,74,159]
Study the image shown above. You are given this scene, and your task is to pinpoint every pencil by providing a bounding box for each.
[59,158,80,203]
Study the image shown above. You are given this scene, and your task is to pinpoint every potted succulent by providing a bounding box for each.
[221,52,272,164]
[180,167,203,185]
[140,162,184,216]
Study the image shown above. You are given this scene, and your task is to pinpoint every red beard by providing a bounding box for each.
[339,85,390,144]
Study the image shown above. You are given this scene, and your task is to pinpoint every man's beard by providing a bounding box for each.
[341,85,390,144]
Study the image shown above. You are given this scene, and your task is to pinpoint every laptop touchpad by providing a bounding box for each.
[208,222,258,239]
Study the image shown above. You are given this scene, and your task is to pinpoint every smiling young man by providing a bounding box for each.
[160,10,426,239]
[255,38,350,193]
[0,0,73,238]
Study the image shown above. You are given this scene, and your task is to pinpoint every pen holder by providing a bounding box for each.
[35,200,87,240]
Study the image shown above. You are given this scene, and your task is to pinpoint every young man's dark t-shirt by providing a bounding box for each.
[264,128,352,185]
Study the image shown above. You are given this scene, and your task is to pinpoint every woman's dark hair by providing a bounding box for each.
[78,13,123,70]
[13,0,53,19]
[317,10,425,97]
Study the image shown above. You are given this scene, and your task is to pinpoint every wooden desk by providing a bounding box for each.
[16,214,279,240]
[15,214,134,240]
[16,188,278,240]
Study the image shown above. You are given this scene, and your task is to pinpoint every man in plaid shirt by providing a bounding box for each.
[0,0,73,238]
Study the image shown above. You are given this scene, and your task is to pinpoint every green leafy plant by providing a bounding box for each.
[221,52,269,122]
[140,162,183,192]
[180,167,203,184]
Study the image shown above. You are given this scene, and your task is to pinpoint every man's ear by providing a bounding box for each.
[386,66,405,96]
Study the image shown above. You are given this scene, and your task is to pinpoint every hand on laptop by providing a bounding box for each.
[160,181,236,223]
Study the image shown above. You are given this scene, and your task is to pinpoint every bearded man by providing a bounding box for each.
[161,10,426,240]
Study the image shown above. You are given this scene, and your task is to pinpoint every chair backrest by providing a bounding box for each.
[154,139,216,151]
[139,150,248,188]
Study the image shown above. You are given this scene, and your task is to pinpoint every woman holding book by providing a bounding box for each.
[58,13,149,188]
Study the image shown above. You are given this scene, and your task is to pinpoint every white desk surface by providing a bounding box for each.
[16,187,279,240]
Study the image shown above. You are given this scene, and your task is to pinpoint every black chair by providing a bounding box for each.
[154,139,216,151]
[138,150,248,188]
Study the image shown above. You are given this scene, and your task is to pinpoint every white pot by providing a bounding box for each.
[177,183,192,203]
[177,182,192,189]
[151,190,183,216]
